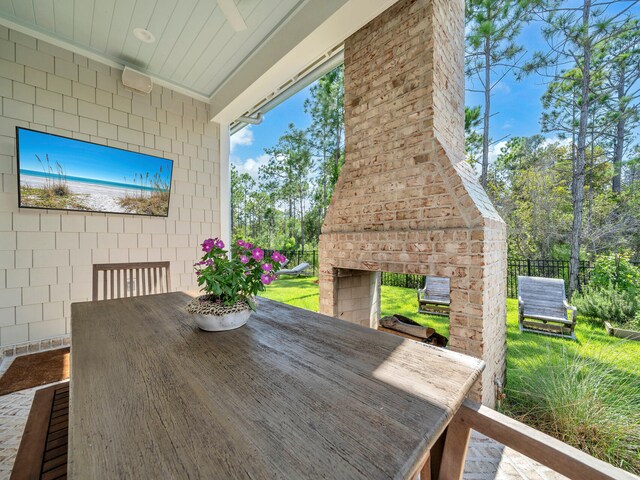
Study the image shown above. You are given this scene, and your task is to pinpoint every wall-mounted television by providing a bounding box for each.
[16,127,173,217]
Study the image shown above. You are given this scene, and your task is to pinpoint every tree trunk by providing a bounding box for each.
[568,0,591,298]
[299,191,305,254]
[322,176,327,218]
[481,35,491,188]
[612,73,626,193]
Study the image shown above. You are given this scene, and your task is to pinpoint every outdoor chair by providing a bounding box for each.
[517,276,577,340]
[92,261,171,301]
[417,276,450,316]
[275,262,310,277]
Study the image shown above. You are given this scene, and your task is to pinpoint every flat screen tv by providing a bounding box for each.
[16,127,173,217]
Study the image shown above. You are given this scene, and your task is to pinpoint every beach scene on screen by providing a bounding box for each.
[18,129,173,216]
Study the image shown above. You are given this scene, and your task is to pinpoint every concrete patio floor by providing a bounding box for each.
[0,354,567,480]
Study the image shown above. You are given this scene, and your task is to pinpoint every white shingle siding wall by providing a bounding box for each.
[0,26,221,348]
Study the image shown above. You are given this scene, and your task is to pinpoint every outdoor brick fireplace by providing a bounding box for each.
[318,0,507,406]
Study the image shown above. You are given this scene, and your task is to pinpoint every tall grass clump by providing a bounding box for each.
[119,167,170,215]
[35,154,70,196]
[504,342,640,474]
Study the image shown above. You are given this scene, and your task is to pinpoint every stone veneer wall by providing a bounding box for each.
[0,27,220,350]
[318,0,507,406]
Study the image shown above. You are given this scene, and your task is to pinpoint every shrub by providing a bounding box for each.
[590,252,640,294]
[504,343,640,474]
[572,285,637,325]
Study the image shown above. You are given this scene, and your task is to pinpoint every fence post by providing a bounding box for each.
[313,250,317,275]
[527,259,531,277]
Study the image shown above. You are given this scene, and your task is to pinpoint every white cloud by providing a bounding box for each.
[542,136,572,148]
[488,140,509,164]
[492,82,511,94]
[230,126,254,153]
[233,153,270,179]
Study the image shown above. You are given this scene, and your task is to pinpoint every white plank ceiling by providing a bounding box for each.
[0,0,307,98]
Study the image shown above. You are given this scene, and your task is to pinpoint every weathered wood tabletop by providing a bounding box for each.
[69,292,484,479]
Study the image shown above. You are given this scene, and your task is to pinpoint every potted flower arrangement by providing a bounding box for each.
[186,237,286,331]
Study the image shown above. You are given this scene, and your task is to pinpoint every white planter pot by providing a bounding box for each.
[194,309,252,332]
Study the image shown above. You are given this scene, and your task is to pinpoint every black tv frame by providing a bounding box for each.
[16,126,173,218]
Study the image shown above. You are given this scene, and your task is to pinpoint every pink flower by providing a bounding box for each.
[271,251,287,264]
[237,239,246,247]
[214,239,225,249]
[261,263,273,272]
[251,248,264,261]
[201,238,215,253]
[245,270,251,276]
[245,242,253,250]
[260,273,273,285]
[240,255,249,264]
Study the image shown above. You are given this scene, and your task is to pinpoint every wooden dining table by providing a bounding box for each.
[69,292,484,479]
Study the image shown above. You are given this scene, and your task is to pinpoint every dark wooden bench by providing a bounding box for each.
[11,382,69,480]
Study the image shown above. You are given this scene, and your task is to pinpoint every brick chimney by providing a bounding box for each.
[318,0,507,406]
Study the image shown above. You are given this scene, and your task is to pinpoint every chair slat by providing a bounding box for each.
[153,268,158,294]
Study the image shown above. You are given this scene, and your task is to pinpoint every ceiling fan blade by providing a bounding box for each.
[217,0,248,32]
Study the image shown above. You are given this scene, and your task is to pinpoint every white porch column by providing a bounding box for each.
[219,122,231,248]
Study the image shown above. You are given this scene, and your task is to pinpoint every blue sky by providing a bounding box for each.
[18,128,172,185]
[232,2,640,174]
[231,84,313,177]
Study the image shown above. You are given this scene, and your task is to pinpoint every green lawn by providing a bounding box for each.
[261,276,640,473]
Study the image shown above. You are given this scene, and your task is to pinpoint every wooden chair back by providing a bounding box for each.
[421,276,450,302]
[517,276,566,317]
[92,262,171,301]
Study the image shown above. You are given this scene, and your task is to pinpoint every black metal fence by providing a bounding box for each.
[380,272,424,289]
[506,259,591,297]
[267,250,639,298]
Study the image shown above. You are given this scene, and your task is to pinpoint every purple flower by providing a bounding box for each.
[237,239,246,247]
[240,255,249,264]
[205,259,214,266]
[245,270,251,276]
[214,239,225,249]
[260,273,273,285]
[245,242,253,250]
[196,271,201,276]
[271,251,287,264]
[261,263,273,272]
[251,248,264,261]
[201,238,215,253]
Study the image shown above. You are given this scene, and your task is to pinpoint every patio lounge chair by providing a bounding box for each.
[417,276,450,316]
[517,276,577,340]
[275,262,310,277]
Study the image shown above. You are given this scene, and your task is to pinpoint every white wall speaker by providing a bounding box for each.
[122,67,153,95]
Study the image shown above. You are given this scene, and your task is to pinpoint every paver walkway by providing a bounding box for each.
[0,355,567,480]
